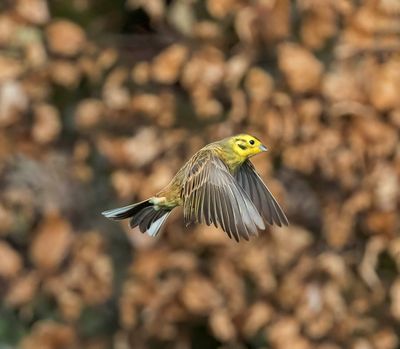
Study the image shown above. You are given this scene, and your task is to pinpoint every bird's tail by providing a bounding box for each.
[102,199,171,237]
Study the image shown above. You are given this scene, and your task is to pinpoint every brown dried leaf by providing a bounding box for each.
[372,329,398,349]
[30,213,72,272]
[5,272,39,307]
[139,163,174,198]
[242,302,274,337]
[260,0,291,42]
[278,42,323,93]
[0,15,17,46]
[323,203,354,248]
[57,290,82,321]
[268,316,301,346]
[16,0,49,25]
[21,321,76,349]
[193,21,221,41]
[32,104,61,144]
[207,0,239,18]
[131,61,151,85]
[0,55,24,81]
[245,67,274,101]
[301,8,337,49]
[181,275,222,314]
[323,66,365,103]
[46,20,86,56]
[152,44,188,84]
[127,0,165,20]
[122,128,163,167]
[182,46,225,89]
[271,226,313,267]
[390,278,400,320]
[0,241,22,279]
[367,58,400,111]
[194,224,231,246]
[50,60,81,88]
[74,98,104,129]
[209,309,236,342]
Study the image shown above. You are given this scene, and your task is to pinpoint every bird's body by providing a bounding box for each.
[103,134,288,241]
[154,140,248,208]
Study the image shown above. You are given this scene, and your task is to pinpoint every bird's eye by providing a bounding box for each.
[249,140,255,145]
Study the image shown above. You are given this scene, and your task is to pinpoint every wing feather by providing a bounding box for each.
[235,160,289,227]
[182,152,264,240]
[218,188,233,240]
[215,188,225,231]
[210,186,219,228]
[227,187,251,239]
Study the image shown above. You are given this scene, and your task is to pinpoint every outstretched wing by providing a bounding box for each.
[182,152,265,241]
[234,160,289,227]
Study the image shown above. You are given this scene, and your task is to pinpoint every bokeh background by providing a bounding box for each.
[0,0,400,348]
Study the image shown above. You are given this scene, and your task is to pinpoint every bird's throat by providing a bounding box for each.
[217,146,247,172]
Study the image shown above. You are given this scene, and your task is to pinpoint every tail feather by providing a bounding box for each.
[129,206,153,228]
[146,212,171,236]
[102,200,151,220]
[135,206,157,230]
[102,199,171,237]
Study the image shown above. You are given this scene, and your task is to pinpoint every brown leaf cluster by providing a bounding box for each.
[0,0,400,348]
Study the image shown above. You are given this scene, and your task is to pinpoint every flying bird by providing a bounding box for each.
[102,134,288,241]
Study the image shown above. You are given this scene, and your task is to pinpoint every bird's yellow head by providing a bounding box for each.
[229,134,267,159]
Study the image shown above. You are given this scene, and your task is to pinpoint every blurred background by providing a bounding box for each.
[0,0,399,348]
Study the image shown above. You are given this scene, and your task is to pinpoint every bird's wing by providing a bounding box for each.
[182,152,265,241]
[234,160,289,227]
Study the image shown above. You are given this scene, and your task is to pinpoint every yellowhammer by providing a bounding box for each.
[102,134,288,241]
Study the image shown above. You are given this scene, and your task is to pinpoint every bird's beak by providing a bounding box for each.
[259,144,268,152]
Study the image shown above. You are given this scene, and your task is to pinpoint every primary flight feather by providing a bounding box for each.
[102,134,288,241]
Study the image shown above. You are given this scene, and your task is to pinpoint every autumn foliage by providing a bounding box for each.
[0,0,400,348]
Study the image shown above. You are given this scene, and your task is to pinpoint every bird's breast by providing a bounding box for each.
[216,148,245,172]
